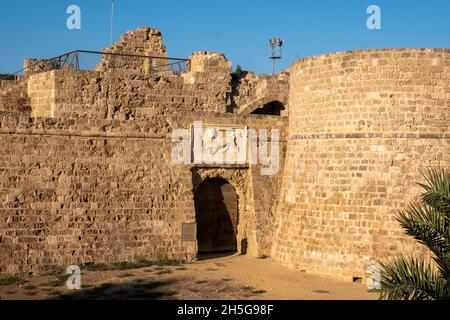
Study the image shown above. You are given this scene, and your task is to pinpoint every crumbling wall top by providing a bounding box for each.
[186,51,232,74]
[107,26,167,57]
[98,26,168,73]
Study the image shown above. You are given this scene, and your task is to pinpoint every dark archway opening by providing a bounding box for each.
[195,178,239,254]
[250,100,285,116]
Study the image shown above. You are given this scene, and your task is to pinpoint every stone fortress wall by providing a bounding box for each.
[0,27,448,282]
[0,112,286,275]
[0,27,288,275]
[272,49,450,281]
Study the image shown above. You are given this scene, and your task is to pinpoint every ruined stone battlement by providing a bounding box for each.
[0,27,448,282]
[0,27,288,120]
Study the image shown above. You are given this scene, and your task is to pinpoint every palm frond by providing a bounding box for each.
[379,168,450,300]
[379,256,448,300]
[418,168,450,215]
[397,203,450,257]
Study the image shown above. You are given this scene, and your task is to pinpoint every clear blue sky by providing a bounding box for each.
[0,0,449,74]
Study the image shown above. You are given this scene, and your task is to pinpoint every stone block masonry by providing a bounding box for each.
[0,115,194,274]
[0,78,29,114]
[27,71,56,117]
[0,26,448,282]
[25,52,235,119]
[98,27,168,73]
[0,112,287,275]
[272,48,450,281]
[0,26,290,276]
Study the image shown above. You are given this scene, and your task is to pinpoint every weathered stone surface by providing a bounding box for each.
[98,27,168,73]
[271,48,450,281]
[0,113,287,275]
[0,27,448,284]
[0,79,30,114]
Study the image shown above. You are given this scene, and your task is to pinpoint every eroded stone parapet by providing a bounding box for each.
[5,26,292,119]
[184,51,232,75]
[98,26,168,74]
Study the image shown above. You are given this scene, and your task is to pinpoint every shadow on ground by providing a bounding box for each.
[197,252,237,261]
[49,279,179,300]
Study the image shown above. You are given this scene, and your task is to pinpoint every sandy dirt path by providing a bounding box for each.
[188,254,378,300]
[0,254,379,300]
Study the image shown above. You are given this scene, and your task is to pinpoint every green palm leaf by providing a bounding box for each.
[380,256,448,300]
[418,168,450,215]
[379,168,450,300]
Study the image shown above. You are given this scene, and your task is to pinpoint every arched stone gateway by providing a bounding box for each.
[194,178,239,253]
[238,97,287,116]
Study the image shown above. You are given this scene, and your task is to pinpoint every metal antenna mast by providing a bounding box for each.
[269,38,283,74]
[110,0,115,45]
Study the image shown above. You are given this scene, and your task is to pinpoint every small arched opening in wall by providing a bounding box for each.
[250,100,285,116]
[194,178,239,256]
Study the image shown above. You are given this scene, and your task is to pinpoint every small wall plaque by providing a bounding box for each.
[181,223,197,242]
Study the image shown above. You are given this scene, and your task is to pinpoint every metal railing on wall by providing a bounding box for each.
[0,50,190,82]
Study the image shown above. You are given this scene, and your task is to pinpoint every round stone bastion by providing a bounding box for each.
[272,48,450,281]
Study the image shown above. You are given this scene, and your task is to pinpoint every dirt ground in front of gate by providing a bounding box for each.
[0,254,379,300]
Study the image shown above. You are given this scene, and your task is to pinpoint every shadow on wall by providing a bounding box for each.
[194,178,239,255]
[197,252,237,261]
[250,101,285,116]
